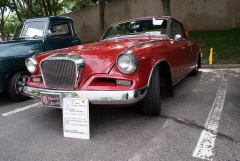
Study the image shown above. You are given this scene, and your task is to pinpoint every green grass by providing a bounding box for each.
[189,28,240,64]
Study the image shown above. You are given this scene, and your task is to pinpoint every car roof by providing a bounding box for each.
[111,16,171,25]
[25,16,73,22]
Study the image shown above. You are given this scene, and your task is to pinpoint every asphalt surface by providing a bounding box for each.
[0,68,239,161]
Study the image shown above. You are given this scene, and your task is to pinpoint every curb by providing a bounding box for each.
[201,64,240,69]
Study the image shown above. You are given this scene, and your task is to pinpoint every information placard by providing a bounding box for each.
[63,98,90,139]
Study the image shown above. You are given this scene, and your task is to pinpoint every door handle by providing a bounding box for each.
[181,46,186,49]
[72,40,79,43]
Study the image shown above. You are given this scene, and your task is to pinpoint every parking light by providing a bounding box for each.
[32,77,42,82]
[116,79,132,86]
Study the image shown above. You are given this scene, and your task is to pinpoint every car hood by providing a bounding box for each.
[38,38,152,74]
[34,36,170,88]
[72,39,146,73]
[0,40,41,59]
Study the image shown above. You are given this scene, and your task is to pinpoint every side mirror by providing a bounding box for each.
[175,34,182,41]
[47,30,52,36]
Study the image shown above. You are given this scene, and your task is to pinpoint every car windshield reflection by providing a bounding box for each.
[13,21,46,39]
[102,18,168,40]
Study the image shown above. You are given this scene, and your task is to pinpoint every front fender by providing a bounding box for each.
[0,56,29,93]
[0,40,42,59]
[0,40,42,93]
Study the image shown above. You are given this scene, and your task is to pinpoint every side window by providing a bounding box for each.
[50,21,72,37]
[170,20,184,39]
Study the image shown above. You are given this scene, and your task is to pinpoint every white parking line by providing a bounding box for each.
[2,102,42,116]
[192,70,229,160]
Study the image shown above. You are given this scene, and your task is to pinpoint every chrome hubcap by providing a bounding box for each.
[17,75,29,93]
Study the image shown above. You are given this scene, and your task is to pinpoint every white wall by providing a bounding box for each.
[64,0,240,42]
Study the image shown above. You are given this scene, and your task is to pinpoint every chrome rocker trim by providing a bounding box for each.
[24,86,148,108]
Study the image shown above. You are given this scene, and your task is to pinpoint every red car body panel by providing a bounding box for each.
[28,36,198,90]
[24,16,200,108]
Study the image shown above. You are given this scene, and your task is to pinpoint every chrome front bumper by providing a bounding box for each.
[24,86,148,107]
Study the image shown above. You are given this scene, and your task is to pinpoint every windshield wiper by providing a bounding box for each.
[13,37,25,40]
[107,34,126,39]
[33,35,42,39]
[107,32,145,39]
[129,32,145,35]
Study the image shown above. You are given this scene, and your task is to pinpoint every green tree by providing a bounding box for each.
[63,0,96,11]
[63,0,115,34]
[0,0,12,41]
[63,0,116,12]
[4,14,19,38]
[11,0,66,22]
[1,0,117,41]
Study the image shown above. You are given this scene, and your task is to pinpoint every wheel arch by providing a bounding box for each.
[147,59,174,97]
[5,69,29,86]
[0,69,21,93]
[147,60,172,86]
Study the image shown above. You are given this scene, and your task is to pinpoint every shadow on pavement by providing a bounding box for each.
[0,92,12,107]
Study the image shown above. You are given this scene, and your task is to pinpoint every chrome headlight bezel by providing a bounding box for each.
[25,57,38,73]
[116,51,138,75]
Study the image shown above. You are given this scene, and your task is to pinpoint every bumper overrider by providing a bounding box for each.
[23,86,148,108]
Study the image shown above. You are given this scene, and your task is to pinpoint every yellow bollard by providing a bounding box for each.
[209,47,213,65]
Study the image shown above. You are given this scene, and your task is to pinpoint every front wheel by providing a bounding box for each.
[7,71,30,101]
[141,67,161,116]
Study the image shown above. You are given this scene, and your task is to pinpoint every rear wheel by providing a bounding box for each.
[190,56,200,76]
[141,67,161,116]
[7,71,30,101]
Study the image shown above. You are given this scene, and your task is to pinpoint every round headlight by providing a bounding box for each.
[25,57,38,73]
[117,51,137,74]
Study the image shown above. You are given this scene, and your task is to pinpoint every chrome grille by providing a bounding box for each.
[41,60,77,89]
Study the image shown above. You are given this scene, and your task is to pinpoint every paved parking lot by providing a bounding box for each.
[0,68,239,161]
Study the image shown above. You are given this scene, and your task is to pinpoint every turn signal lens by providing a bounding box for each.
[116,79,132,86]
[32,77,42,82]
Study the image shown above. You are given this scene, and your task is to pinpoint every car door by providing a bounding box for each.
[46,21,80,51]
[169,20,192,78]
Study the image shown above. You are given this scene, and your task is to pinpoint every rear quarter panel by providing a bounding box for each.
[191,42,201,64]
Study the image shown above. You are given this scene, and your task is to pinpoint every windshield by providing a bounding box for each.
[13,21,46,39]
[102,18,168,40]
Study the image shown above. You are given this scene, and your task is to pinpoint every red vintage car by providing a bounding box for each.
[24,16,201,116]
